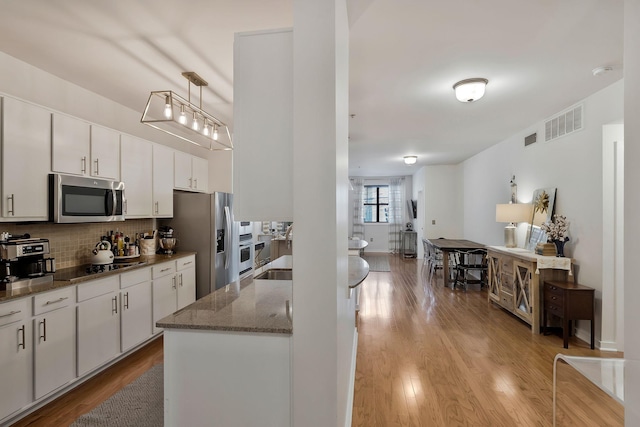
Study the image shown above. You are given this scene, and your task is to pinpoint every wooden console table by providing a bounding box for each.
[544,280,595,349]
[486,246,573,334]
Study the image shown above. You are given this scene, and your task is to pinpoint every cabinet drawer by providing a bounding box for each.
[501,258,513,273]
[545,292,564,307]
[546,302,564,317]
[33,287,74,315]
[0,298,30,327]
[77,276,119,302]
[500,274,514,293]
[177,255,195,271]
[545,282,564,297]
[500,293,514,309]
[121,267,151,289]
[153,262,176,278]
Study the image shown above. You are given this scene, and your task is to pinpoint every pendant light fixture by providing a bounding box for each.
[141,71,232,150]
[453,78,488,103]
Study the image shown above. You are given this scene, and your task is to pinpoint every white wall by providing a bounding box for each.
[0,51,231,192]
[463,80,623,348]
[624,0,640,424]
[292,1,353,426]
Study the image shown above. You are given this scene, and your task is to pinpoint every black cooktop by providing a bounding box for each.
[54,261,147,282]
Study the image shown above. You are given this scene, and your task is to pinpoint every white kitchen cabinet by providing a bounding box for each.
[33,287,76,400]
[76,277,120,376]
[51,112,91,176]
[1,97,51,221]
[176,256,196,310]
[120,269,152,352]
[120,134,153,218]
[90,125,120,179]
[152,256,196,333]
[152,144,174,217]
[233,29,293,221]
[0,299,33,421]
[174,151,208,192]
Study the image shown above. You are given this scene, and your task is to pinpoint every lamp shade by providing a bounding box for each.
[496,203,532,223]
[453,78,488,103]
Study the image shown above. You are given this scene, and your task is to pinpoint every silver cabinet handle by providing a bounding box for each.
[194,178,198,189]
[39,318,46,342]
[94,158,99,175]
[161,267,172,272]
[172,276,176,290]
[155,201,159,214]
[124,292,129,310]
[0,309,21,318]
[188,177,193,188]
[18,324,26,350]
[7,194,14,216]
[179,273,183,288]
[45,296,68,305]
[112,296,118,314]
[81,156,87,174]
[183,261,193,266]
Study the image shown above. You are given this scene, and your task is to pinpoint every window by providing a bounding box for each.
[363,185,389,223]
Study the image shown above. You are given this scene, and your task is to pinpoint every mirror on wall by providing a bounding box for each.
[525,187,557,250]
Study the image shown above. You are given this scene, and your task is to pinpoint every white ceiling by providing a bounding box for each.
[0,0,624,177]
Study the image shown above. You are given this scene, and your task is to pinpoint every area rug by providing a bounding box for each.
[71,364,163,427]
[362,254,391,272]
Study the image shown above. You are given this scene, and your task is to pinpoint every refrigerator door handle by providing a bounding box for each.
[224,205,231,270]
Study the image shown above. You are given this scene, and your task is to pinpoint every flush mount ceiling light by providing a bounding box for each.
[141,71,232,150]
[404,155,418,165]
[453,78,489,103]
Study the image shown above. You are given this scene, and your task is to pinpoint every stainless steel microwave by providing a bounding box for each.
[50,174,125,223]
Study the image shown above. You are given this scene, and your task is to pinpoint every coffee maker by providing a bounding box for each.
[1,235,56,291]
[157,226,177,255]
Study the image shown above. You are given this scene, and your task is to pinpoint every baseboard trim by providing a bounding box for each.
[344,330,358,427]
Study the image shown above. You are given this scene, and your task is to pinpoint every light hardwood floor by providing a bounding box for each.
[352,254,623,426]
[11,255,622,426]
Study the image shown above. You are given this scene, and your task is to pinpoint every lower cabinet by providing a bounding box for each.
[0,299,33,421]
[177,257,196,310]
[120,279,152,352]
[33,287,76,400]
[76,277,121,377]
[152,255,197,333]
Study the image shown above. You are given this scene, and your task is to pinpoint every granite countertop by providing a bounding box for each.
[348,256,369,288]
[0,252,196,302]
[156,277,293,335]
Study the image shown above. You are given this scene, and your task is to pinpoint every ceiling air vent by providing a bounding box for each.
[544,104,583,142]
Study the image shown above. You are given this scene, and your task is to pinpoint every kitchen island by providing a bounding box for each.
[157,259,293,427]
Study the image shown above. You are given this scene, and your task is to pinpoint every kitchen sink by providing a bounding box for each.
[254,268,292,280]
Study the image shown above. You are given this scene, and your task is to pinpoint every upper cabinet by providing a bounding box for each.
[52,114,120,179]
[51,113,91,176]
[90,125,120,180]
[120,135,152,218]
[1,97,51,221]
[233,29,293,221]
[152,144,174,217]
[174,151,208,193]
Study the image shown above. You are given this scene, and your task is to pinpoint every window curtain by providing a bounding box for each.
[388,177,405,253]
[351,178,365,240]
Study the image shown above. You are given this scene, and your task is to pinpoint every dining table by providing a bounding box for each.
[427,238,486,288]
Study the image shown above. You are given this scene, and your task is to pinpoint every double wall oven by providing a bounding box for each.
[238,221,254,278]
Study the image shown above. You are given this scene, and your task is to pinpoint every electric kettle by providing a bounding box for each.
[91,240,114,265]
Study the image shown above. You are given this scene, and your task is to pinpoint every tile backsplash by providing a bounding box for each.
[1,219,155,269]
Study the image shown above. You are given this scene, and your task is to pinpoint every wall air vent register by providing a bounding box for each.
[544,104,583,142]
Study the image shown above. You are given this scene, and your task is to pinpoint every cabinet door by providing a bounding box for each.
[120,134,152,217]
[191,156,208,192]
[52,113,90,176]
[121,281,152,352]
[34,306,75,399]
[77,293,120,376]
[0,320,33,420]
[152,275,177,334]
[90,125,120,179]
[152,144,174,217]
[486,254,500,303]
[173,151,192,190]
[177,267,196,310]
[513,260,534,324]
[1,97,51,220]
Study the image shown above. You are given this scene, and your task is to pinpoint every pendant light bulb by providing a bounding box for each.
[163,95,172,119]
[203,121,210,136]
[192,112,199,131]
[178,105,187,125]
[213,124,219,141]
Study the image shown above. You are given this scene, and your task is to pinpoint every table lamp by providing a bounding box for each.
[496,203,533,248]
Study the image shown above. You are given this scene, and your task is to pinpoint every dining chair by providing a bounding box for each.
[452,248,487,291]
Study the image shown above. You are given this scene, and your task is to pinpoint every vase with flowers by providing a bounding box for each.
[540,214,570,257]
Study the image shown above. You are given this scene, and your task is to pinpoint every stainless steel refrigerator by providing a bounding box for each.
[165,191,239,299]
